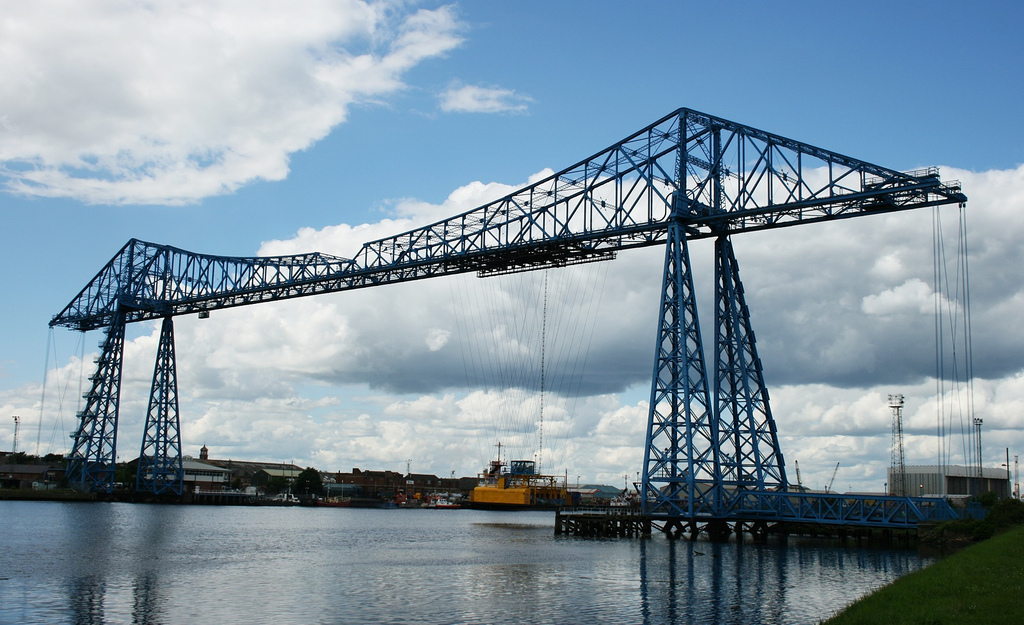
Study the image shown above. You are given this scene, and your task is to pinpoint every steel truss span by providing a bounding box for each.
[53,108,967,532]
[51,108,964,332]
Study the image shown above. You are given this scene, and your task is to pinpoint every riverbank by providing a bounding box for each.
[0,488,96,501]
[822,523,1024,624]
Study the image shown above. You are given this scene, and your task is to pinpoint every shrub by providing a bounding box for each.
[985,497,1024,530]
[974,490,999,507]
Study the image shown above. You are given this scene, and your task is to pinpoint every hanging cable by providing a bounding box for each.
[36,328,53,456]
[960,203,977,478]
[451,260,609,474]
[537,270,548,473]
[933,201,976,479]
[933,206,948,479]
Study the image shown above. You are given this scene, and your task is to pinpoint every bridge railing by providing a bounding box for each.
[641,490,963,529]
[726,490,962,528]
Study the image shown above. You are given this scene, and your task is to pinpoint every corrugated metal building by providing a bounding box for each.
[887,464,1010,498]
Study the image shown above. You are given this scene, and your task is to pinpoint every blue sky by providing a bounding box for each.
[2,1,1023,491]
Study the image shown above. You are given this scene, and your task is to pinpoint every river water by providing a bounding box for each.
[0,501,933,625]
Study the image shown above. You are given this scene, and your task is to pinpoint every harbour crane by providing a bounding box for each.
[826,462,840,494]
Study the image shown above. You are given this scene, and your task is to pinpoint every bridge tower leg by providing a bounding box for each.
[642,119,790,524]
[713,235,787,499]
[136,316,184,495]
[66,309,126,493]
[642,218,720,517]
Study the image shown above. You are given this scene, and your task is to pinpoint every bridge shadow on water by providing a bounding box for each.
[635,537,927,625]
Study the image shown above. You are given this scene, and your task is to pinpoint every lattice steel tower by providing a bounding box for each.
[974,417,984,493]
[888,394,906,496]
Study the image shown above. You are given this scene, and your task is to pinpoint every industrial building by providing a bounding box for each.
[887,465,1011,499]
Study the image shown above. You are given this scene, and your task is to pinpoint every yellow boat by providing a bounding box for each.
[468,459,572,510]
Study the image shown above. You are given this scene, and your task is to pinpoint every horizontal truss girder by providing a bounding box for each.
[51,108,965,331]
[646,490,962,529]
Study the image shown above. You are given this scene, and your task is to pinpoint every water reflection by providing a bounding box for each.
[127,507,177,625]
[131,572,160,625]
[1,504,932,625]
[637,536,926,625]
[64,504,117,625]
[68,576,105,625]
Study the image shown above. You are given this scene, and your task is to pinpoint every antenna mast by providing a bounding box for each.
[889,394,906,496]
[973,417,984,495]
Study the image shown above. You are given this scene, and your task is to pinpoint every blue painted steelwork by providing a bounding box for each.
[136,317,184,495]
[726,490,961,529]
[65,308,125,493]
[51,110,965,333]
[643,216,717,518]
[50,108,968,519]
[714,236,787,496]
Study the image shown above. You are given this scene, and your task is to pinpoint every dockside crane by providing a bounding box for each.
[826,462,840,494]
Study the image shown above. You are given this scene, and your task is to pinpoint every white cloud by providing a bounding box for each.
[0,1,463,205]
[861,278,934,316]
[15,164,1024,492]
[425,328,451,351]
[439,84,531,113]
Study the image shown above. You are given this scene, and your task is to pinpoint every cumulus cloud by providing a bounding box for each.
[0,1,463,205]
[861,278,934,316]
[15,164,1024,490]
[439,83,532,113]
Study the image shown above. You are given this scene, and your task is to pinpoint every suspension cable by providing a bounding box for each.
[36,328,53,456]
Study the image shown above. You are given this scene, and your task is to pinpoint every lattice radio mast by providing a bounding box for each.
[889,394,906,496]
[973,417,984,494]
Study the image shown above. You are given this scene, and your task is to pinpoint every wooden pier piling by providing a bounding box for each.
[555,508,652,538]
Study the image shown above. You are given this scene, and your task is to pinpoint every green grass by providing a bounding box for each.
[822,524,1024,624]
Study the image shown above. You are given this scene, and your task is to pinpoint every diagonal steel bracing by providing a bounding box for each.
[136,317,184,495]
[642,219,718,517]
[66,308,126,493]
[714,235,787,496]
[50,109,965,334]
[50,108,967,518]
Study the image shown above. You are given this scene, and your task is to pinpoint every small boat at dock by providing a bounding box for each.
[426,495,461,509]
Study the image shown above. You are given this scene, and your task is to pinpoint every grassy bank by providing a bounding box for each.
[822,523,1024,624]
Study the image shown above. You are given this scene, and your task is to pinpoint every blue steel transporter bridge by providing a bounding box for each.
[51,108,967,537]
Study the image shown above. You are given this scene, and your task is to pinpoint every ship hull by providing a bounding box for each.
[468,459,571,511]
[465,500,562,511]
[468,484,570,510]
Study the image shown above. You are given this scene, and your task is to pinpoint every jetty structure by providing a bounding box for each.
[50,108,968,539]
